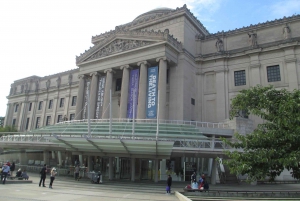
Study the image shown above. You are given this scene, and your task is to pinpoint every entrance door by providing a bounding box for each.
[120,158,131,179]
[141,159,153,180]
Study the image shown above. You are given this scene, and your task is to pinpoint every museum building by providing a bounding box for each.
[1,5,300,183]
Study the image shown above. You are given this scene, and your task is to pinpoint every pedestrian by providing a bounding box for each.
[49,167,57,189]
[191,172,196,184]
[21,169,29,180]
[166,174,172,194]
[1,163,10,184]
[10,162,15,177]
[39,164,47,187]
[74,165,79,181]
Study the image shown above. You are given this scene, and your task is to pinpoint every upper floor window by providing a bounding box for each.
[71,96,77,106]
[60,98,65,108]
[15,104,19,112]
[116,78,122,91]
[12,119,16,126]
[25,118,30,130]
[48,100,53,109]
[267,65,281,82]
[38,101,43,110]
[28,102,32,111]
[191,98,195,106]
[234,70,246,86]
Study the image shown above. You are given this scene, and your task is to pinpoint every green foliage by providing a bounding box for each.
[0,126,18,132]
[223,85,300,181]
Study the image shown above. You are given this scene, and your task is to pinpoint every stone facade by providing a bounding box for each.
[4,5,300,131]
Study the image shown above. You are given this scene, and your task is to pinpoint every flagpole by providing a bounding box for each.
[109,89,112,138]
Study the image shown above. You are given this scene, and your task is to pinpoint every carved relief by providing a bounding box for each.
[87,39,153,61]
[248,32,257,48]
[215,38,224,52]
[283,24,291,40]
[46,79,51,90]
[56,77,61,88]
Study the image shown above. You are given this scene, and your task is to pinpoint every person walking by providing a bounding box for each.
[49,167,57,189]
[1,163,10,184]
[166,174,172,194]
[74,165,79,181]
[10,162,15,177]
[39,164,47,187]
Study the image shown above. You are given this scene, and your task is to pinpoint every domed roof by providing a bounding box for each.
[134,7,174,22]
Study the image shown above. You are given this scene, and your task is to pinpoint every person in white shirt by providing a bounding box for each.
[1,163,10,184]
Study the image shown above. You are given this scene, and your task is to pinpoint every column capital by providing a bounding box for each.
[137,61,150,67]
[78,74,86,79]
[104,68,115,74]
[90,72,99,77]
[120,65,131,70]
[156,57,170,63]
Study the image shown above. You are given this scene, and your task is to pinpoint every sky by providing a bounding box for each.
[0,0,300,116]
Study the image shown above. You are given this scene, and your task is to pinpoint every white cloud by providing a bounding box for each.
[271,0,300,17]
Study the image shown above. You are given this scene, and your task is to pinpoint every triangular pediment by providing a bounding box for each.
[76,29,182,65]
[83,38,160,63]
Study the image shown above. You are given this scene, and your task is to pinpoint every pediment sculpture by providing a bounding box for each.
[86,39,155,61]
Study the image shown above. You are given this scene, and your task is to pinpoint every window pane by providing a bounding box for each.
[267,65,281,82]
[72,96,77,106]
[234,70,246,86]
[48,100,53,109]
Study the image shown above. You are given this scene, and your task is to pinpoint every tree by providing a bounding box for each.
[0,126,17,133]
[223,85,300,181]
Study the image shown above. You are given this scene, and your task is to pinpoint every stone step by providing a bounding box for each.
[3,180,32,184]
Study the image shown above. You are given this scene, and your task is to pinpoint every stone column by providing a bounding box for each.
[63,94,70,118]
[154,159,159,182]
[40,98,48,127]
[18,150,27,165]
[51,97,58,125]
[211,158,217,185]
[16,102,22,129]
[109,157,113,180]
[43,150,49,166]
[131,158,136,181]
[58,151,62,167]
[79,154,83,166]
[137,61,149,119]
[75,75,86,120]
[29,101,37,130]
[156,57,168,120]
[119,65,131,119]
[89,72,99,119]
[88,156,93,171]
[51,151,55,159]
[102,69,114,119]
[4,103,13,127]
[160,159,166,180]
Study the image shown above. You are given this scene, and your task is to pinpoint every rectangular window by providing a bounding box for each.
[25,118,30,130]
[60,98,65,108]
[191,98,195,105]
[71,96,77,106]
[267,65,281,82]
[12,119,16,126]
[70,114,75,121]
[116,78,122,91]
[57,115,63,123]
[46,116,51,126]
[15,104,19,112]
[36,117,40,129]
[234,70,246,86]
[48,100,53,109]
[38,101,43,110]
[28,102,32,111]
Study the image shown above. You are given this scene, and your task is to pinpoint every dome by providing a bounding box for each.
[134,7,174,22]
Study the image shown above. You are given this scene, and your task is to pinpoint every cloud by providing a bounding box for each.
[271,0,300,17]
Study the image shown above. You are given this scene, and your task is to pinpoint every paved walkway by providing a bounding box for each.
[2,173,300,201]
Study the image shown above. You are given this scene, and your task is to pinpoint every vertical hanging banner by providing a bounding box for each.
[82,80,91,119]
[146,66,158,118]
[96,76,106,119]
[127,69,140,119]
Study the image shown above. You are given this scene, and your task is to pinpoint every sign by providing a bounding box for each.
[96,76,106,119]
[146,66,158,118]
[127,69,139,119]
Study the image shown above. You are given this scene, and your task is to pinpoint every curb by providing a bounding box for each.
[175,191,192,201]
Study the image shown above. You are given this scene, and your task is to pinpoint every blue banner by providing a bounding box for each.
[127,69,139,119]
[146,66,158,118]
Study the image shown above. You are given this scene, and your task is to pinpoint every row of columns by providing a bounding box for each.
[75,57,169,120]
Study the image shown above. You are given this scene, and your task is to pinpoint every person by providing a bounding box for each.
[74,165,79,181]
[21,169,29,180]
[49,167,57,189]
[10,162,15,177]
[16,168,22,177]
[191,172,196,184]
[6,161,11,167]
[39,164,47,187]
[1,163,10,184]
[166,174,172,194]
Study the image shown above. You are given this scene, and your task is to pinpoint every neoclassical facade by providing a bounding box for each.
[2,5,300,182]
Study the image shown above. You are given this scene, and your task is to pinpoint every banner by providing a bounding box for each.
[82,80,91,119]
[146,66,158,118]
[96,76,106,119]
[127,69,140,119]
